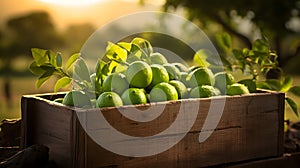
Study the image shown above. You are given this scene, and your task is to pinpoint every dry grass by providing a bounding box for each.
[0,76,57,121]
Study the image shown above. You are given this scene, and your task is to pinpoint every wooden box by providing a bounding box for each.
[21,91,285,168]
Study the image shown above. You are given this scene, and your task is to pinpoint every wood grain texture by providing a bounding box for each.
[226,152,300,168]
[21,91,285,168]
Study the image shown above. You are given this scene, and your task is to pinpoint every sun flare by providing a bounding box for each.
[38,0,105,6]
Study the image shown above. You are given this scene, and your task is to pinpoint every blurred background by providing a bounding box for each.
[0,0,299,121]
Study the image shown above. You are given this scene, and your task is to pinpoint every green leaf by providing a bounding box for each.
[117,42,132,51]
[54,76,72,92]
[66,53,80,70]
[95,59,107,77]
[281,76,293,92]
[39,63,54,71]
[74,58,91,82]
[216,33,232,51]
[286,97,299,117]
[130,43,141,53]
[108,61,119,73]
[252,38,269,53]
[265,79,282,91]
[193,49,211,67]
[47,50,57,67]
[31,48,49,66]
[232,49,244,60]
[29,62,45,75]
[131,37,153,56]
[289,86,300,97]
[256,81,271,90]
[101,63,110,76]
[56,53,62,67]
[36,68,55,88]
[106,42,127,62]
[114,63,127,73]
[238,79,257,93]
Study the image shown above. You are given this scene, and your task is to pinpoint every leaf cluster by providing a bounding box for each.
[29,48,78,92]
[215,32,300,117]
[29,38,154,97]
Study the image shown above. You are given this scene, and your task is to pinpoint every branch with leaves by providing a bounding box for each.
[29,38,154,97]
[216,32,300,117]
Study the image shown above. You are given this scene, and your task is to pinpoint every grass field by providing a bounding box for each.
[0,75,300,122]
[0,76,58,121]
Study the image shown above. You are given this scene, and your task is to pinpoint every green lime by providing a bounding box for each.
[125,61,152,88]
[150,82,178,102]
[96,92,123,108]
[190,85,221,98]
[121,88,147,105]
[149,64,169,89]
[63,90,91,108]
[169,80,188,99]
[187,67,215,88]
[102,73,128,95]
[227,83,250,96]
[214,72,235,94]
[172,62,189,72]
[179,72,189,87]
[163,63,181,80]
[150,52,168,65]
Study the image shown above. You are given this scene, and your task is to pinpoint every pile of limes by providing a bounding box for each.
[61,43,251,108]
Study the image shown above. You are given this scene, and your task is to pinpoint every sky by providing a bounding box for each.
[0,0,165,30]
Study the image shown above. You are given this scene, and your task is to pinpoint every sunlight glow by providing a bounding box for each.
[38,0,105,6]
[38,0,165,6]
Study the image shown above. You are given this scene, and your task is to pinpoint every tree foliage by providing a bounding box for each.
[63,23,95,53]
[7,11,64,55]
[0,11,64,69]
[159,0,300,67]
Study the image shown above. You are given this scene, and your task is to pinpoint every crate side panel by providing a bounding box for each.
[21,96,74,168]
[80,93,282,167]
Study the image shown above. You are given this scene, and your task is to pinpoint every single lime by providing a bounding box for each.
[63,90,91,108]
[149,64,169,89]
[150,82,178,102]
[227,83,250,96]
[121,88,147,105]
[125,61,152,88]
[163,63,181,80]
[187,67,215,88]
[150,52,168,65]
[214,72,235,94]
[102,73,128,95]
[169,80,188,99]
[179,72,189,87]
[96,92,123,108]
[190,85,221,98]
